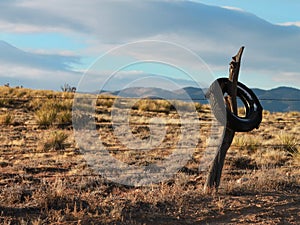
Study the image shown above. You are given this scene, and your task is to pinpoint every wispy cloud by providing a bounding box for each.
[278,21,300,28]
[0,41,81,89]
[221,6,245,12]
[0,0,299,89]
[0,0,87,33]
[0,63,80,89]
[0,41,80,71]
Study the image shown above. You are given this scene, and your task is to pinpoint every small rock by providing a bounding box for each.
[236,177,249,184]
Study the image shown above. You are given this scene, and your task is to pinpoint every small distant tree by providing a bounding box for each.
[61,83,76,92]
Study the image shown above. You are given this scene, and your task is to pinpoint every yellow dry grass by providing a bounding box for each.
[0,86,299,224]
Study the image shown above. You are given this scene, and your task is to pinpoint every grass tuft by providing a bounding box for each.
[41,131,69,151]
[0,112,14,125]
[233,135,259,153]
[277,133,299,155]
[35,99,73,128]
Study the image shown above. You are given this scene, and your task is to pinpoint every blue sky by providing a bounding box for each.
[0,0,299,90]
[195,0,300,24]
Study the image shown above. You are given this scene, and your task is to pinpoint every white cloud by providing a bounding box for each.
[272,72,300,86]
[0,63,80,89]
[221,6,245,12]
[278,21,300,28]
[0,41,81,89]
[0,20,74,33]
[0,41,81,71]
[0,0,300,89]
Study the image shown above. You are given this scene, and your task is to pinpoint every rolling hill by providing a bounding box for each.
[110,86,300,112]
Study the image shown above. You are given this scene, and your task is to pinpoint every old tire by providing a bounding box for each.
[206,78,263,132]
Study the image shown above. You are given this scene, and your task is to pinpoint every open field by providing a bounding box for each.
[0,86,299,224]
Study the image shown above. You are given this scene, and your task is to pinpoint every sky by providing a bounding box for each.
[0,0,300,91]
[194,0,300,24]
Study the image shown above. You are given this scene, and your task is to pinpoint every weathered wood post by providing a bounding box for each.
[204,47,245,192]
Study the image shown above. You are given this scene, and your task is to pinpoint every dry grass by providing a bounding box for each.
[137,99,173,113]
[0,86,300,224]
[35,99,73,128]
[35,106,57,127]
[0,112,14,125]
[38,130,69,151]
[277,133,299,154]
[96,94,116,108]
[255,148,289,168]
[233,135,260,154]
[224,168,300,195]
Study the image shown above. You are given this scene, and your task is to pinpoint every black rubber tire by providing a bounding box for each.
[206,78,263,132]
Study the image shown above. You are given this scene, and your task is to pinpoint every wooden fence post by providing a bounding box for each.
[204,47,245,193]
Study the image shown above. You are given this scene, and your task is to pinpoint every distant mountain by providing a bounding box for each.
[108,86,300,112]
[111,86,209,104]
[180,87,209,104]
[112,87,181,100]
[252,87,300,112]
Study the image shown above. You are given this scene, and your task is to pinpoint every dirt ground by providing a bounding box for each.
[0,89,299,224]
